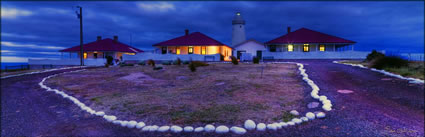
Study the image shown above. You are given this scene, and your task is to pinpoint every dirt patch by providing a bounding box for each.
[45,64,306,126]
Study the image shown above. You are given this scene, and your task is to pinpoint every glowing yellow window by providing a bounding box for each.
[83,53,87,59]
[176,48,181,55]
[188,46,193,54]
[319,45,325,51]
[303,44,309,52]
[201,46,206,55]
[287,45,293,52]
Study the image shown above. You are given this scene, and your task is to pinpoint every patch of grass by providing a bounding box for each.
[90,96,103,105]
[168,104,241,124]
[272,111,297,122]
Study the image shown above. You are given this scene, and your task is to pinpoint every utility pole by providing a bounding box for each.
[76,6,84,66]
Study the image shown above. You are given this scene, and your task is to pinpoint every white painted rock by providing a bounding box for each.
[171,126,183,133]
[244,119,256,130]
[256,123,266,131]
[280,122,288,127]
[136,122,145,129]
[184,126,194,132]
[319,96,328,101]
[194,127,204,132]
[306,112,315,120]
[322,100,331,104]
[322,105,332,111]
[292,118,302,124]
[112,120,121,125]
[215,126,229,133]
[316,112,326,118]
[290,110,299,116]
[149,125,158,132]
[141,126,150,132]
[300,117,309,122]
[104,115,117,122]
[120,121,128,127]
[127,120,137,128]
[95,111,105,117]
[287,121,295,126]
[204,124,215,132]
[230,126,246,134]
[158,126,170,132]
[274,123,282,129]
[266,124,277,131]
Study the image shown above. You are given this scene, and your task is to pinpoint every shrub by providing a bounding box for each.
[162,61,172,65]
[253,56,260,64]
[153,66,163,70]
[189,63,197,72]
[370,56,409,69]
[365,50,385,62]
[120,63,134,67]
[175,58,182,65]
[183,61,190,65]
[191,61,209,67]
[147,59,155,67]
[230,56,238,65]
[138,60,145,66]
[106,56,114,65]
[104,63,109,68]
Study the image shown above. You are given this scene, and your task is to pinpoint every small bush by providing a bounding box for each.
[183,61,190,65]
[175,58,182,65]
[138,60,145,66]
[104,63,109,68]
[147,59,155,67]
[189,63,196,72]
[153,66,163,70]
[162,61,172,65]
[106,56,114,65]
[191,61,209,67]
[253,56,260,64]
[230,56,238,65]
[365,50,385,62]
[120,63,134,67]
[370,56,409,69]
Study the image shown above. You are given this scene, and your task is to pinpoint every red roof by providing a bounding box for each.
[60,38,143,53]
[153,32,228,47]
[265,28,356,44]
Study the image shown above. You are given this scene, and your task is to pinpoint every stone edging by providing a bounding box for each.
[1,66,87,79]
[333,60,424,84]
[38,62,333,134]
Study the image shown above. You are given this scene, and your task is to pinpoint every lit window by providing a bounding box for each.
[176,48,180,55]
[83,53,87,59]
[319,45,325,51]
[188,46,193,54]
[201,46,206,55]
[303,44,309,52]
[287,45,293,52]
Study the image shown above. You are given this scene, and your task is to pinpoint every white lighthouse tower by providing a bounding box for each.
[232,12,246,46]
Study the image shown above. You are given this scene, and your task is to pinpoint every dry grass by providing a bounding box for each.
[46,64,306,125]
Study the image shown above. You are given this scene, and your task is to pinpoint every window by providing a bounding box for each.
[287,45,293,52]
[201,46,206,55]
[319,45,325,51]
[176,48,181,55]
[269,45,276,52]
[188,46,193,54]
[303,44,309,52]
[83,52,87,59]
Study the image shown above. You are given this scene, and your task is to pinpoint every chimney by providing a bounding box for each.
[113,35,118,42]
[97,36,102,41]
[287,26,291,34]
[185,29,189,36]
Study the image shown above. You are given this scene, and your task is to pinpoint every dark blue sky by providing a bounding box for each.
[1,1,424,62]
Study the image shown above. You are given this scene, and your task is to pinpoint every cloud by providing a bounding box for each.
[137,2,175,12]
[1,56,58,62]
[1,32,39,39]
[1,7,33,19]
[1,41,65,50]
[1,50,61,55]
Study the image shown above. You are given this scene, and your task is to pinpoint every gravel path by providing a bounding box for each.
[1,60,423,137]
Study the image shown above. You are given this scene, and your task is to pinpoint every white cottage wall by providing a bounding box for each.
[233,41,267,57]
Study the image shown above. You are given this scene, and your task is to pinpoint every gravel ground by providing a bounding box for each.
[1,60,424,137]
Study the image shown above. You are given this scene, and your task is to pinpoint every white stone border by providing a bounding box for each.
[39,62,333,134]
[1,66,87,79]
[333,60,424,84]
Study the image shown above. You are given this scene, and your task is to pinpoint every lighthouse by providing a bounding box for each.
[232,12,246,46]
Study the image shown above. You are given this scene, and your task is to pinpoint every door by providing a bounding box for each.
[237,51,243,59]
[162,47,167,54]
[256,50,262,59]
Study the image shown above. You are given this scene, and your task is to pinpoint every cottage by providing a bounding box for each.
[152,30,233,61]
[232,40,266,61]
[60,36,143,61]
[262,27,367,59]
